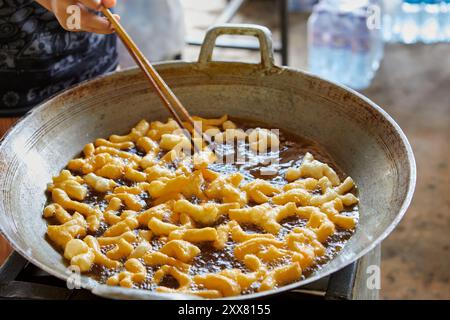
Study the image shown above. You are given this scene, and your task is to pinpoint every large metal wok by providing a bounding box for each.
[0,25,416,299]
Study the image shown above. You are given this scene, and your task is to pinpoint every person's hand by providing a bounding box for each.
[36,0,119,34]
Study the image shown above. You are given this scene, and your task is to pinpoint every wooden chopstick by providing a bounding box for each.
[101,8,207,150]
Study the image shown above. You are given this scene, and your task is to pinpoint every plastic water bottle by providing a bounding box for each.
[389,0,450,43]
[327,11,354,85]
[348,9,383,89]
[422,0,442,42]
[308,0,384,90]
[441,0,450,41]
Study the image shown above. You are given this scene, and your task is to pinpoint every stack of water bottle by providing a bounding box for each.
[307,0,449,90]
[384,0,450,44]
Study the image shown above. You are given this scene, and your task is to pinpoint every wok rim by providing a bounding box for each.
[0,62,416,300]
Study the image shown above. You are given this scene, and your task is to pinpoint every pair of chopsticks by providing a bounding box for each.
[101,8,207,151]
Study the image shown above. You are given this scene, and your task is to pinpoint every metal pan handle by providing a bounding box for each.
[198,24,275,70]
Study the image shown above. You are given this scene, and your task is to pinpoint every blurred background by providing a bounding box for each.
[115,0,449,300]
[0,0,448,300]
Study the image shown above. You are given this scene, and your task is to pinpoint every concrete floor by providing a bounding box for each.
[181,0,450,299]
